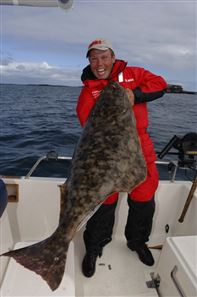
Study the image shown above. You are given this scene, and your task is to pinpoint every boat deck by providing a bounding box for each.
[74,232,160,297]
[1,236,160,297]
[1,177,197,296]
[1,241,75,296]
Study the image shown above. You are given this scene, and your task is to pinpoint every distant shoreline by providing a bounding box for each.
[0,83,82,88]
[1,83,196,94]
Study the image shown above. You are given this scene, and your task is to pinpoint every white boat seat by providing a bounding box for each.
[1,241,75,296]
[154,235,197,296]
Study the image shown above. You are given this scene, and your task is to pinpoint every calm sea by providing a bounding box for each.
[0,84,196,179]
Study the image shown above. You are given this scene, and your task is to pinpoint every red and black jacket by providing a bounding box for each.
[76,60,167,201]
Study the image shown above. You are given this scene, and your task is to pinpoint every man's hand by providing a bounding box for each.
[126,89,135,106]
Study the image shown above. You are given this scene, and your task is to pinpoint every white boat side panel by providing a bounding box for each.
[114,181,197,246]
[150,181,197,244]
[1,241,75,296]
[2,179,196,245]
[2,178,66,242]
[171,187,197,236]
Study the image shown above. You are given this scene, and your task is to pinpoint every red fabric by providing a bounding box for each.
[76,60,167,202]
[103,192,119,205]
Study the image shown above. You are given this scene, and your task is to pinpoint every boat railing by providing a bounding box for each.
[25,151,72,179]
[24,150,195,182]
[25,132,197,180]
[156,160,179,182]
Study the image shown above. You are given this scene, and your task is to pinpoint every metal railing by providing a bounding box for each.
[25,150,190,181]
[25,151,72,179]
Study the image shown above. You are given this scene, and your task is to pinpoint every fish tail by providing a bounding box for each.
[1,227,71,291]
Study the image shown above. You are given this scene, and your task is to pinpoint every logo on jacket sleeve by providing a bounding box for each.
[125,78,134,82]
[92,90,102,99]
[118,72,134,83]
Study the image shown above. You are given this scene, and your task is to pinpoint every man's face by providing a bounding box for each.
[89,49,115,79]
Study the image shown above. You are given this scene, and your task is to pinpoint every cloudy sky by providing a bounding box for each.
[1,0,197,90]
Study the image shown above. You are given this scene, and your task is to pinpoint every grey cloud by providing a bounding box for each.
[1,61,81,86]
[1,1,196,90]
[0,51,14,66]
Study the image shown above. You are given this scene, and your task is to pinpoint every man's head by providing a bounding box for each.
[86,39,115,79]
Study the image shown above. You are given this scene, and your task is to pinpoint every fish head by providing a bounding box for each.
[93,81,132,121]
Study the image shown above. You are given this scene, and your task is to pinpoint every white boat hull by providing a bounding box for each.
[0,177,197,296]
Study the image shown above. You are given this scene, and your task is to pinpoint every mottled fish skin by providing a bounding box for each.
[1,81,147,291]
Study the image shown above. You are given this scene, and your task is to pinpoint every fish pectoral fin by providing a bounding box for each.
[1,236,69,291]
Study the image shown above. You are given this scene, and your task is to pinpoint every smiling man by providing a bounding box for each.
[76,38,167,278]
[87,40,115,79]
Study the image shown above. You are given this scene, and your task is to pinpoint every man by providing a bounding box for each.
[76,39,167,277]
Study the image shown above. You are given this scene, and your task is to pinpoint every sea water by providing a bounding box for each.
[0,84,196,179]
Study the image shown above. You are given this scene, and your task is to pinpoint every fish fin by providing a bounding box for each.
[1,232,69,291]
[59,182,68,223]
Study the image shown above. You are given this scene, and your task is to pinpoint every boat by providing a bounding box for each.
[0,1,197,296]
[0,131,197,297]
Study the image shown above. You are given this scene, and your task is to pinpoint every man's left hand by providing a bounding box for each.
[126,89,135,106]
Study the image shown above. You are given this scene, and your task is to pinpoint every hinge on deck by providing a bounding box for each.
[146,272,160,289]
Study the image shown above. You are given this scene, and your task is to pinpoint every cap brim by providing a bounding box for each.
[86,46,111,57]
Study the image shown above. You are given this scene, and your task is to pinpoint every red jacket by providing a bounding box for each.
[76,60,167,202]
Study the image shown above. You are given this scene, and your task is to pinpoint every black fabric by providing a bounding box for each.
[83,196,155,255]
[124,196,155,249]
[129,244,154,266]
[82,253,97,277]
[133,87,166,104]
[83,201,118,255]
[81,65,97,82]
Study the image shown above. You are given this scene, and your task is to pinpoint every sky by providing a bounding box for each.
[1,0,197,90]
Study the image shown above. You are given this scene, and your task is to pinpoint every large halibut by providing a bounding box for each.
[1,81,147,291]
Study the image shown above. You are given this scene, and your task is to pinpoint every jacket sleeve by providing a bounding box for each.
[132,68,168,104]
[76,86,95,126]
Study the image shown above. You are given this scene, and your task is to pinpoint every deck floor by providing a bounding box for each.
[1,241,75,296]
[74,232,160,297]
[1,236,160,297]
